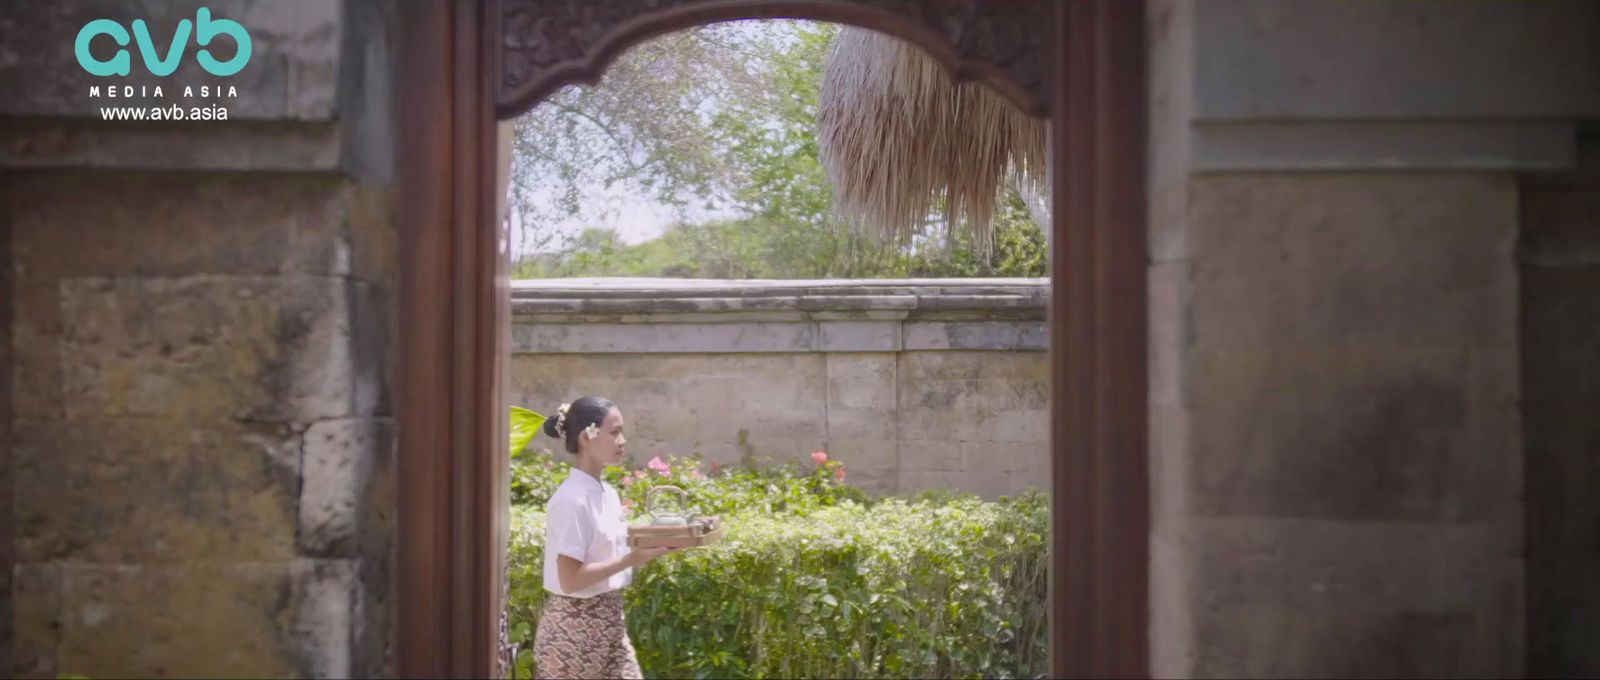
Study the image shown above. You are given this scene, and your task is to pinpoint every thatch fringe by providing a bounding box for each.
[818,28,1047,255]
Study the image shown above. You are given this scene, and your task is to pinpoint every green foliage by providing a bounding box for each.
[514,189,1048,281]
[508,426,1049,679]
[509,406,546,460]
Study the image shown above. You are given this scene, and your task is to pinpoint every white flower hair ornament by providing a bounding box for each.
[552,403,571,437]
[583,422,601,441]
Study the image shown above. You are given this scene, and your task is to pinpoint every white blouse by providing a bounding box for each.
[543,467,633,597]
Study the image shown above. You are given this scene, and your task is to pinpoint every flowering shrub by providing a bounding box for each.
[506,406,1048,679]
[512,447,867,520]
[506,464,1047,678]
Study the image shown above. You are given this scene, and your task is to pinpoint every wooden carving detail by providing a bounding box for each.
[497,0,1051,118]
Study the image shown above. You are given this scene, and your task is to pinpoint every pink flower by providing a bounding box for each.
[811,451,828,465]
[648,456,670,473]
[623,499,634,510]
[658,469,671,478]
[835,466,846,482]
[621,475,635,487]
[690,469,704,480]
[709,462,722,475]
[634,470,647,479]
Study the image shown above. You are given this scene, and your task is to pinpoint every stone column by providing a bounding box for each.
[1521,128,1600,678]
[1,2,398,677]
[1148,1,1600,676]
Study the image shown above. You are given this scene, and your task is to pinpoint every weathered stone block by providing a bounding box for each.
[1191,605,1500,679]
[959,439,1048,474]
[1521,263,1600,675]
[58,275,369,421]
[300,418,394,557]
[1194,0,1600,120]
[10,564,61,680]
[1187,347,1519,522]
[0,119,344,172]
[903,321,1047,351]
[899,351,1048,381]
[13,417,299,563]
[285,559,358,679]
[1149,260,1189,406]
[1150,403,1193,532]
[514,322,816,354]
[1522,185,1600,266]
[828,376,895,411]
[10,281,66,419]
[1170,517,1522,678]
[53,559,359,678]
[822,438,897,471]
[898,469,968,494]
[818,321,901,352]
[11,173,373,280]
[827,407,896,440]
[1149,531,1196,679]
[840,467,897,496]
[1189,174,1517,350]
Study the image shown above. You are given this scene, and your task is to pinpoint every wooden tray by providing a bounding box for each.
[627,517,722,549]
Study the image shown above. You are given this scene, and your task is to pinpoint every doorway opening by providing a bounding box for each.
[392,2,1146,677]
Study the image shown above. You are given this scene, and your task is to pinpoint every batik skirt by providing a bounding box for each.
[532,590,642,679]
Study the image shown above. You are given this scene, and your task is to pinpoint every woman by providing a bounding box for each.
[533,396,673,680]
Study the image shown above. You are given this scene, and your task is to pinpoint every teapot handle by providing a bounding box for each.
[646,485,687,519]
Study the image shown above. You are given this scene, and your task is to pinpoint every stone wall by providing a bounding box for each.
[1148,1,1600,677]
[1,167,15,680]
[1521,127,1600,678]
[1,2,398,677]
[509,279,1049,499]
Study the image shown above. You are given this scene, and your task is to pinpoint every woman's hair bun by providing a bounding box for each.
[542,404,568,439]
[541,412,563,439]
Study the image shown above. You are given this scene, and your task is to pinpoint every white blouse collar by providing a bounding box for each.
[567,466,605,493]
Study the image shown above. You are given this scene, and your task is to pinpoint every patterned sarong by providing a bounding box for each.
[532,591,642,679]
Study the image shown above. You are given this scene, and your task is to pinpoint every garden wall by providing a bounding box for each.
[509,278,1049,499]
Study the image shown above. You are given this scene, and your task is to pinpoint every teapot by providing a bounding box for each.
[645,485,694,526]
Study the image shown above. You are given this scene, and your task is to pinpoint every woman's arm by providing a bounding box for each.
[556,547,673,593]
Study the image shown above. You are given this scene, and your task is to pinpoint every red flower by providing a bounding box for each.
[810,451,828,465]
[835,466,847,482]
[709,462,722,475]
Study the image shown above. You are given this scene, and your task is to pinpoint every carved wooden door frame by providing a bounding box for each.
[394,1,1147,677]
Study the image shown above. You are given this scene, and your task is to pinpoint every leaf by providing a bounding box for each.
[509,406,547,458]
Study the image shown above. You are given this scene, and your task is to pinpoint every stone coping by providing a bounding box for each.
[511,277,1048,317]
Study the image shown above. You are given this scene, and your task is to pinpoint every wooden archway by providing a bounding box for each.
[394,1,1147,677]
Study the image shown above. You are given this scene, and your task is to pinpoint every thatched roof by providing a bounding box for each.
[817,27,1047,254]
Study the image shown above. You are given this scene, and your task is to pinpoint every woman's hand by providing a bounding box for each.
[628,546,677,566]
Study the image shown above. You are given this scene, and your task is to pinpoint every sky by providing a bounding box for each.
[504,20,804,257]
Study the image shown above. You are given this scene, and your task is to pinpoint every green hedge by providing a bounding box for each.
[506,452,1048,679]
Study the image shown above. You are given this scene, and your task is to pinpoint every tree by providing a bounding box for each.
[509,20,1047,279]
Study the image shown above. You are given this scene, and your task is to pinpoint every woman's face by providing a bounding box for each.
[580,407,627,466]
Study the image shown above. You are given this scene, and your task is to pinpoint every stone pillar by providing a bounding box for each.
[1,2,398,677]
[1521,127,1600,678]
[1148,1,1600,676]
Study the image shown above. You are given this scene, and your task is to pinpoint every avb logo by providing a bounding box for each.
[75,7,251,77]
